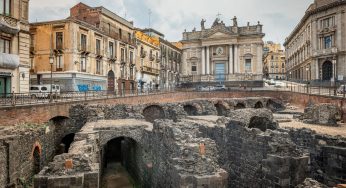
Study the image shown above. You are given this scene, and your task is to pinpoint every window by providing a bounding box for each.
[81,34,87,51]
[56,55,63,69]
[96,59,102,74]
[56,32,63,49]
[245,59,251,72]
[109,42,114,58]
[282,63,285,68]
[0,0,11,16]
[81,56,86,72]
[121,48,125,62]
[0,38,10,53]
[130,51,133,64]
[321,17,334,29]
[41,87,47,91]
[128,33,131,42]
[191,65,197,72]
[119,29,122,39]
[324,36,332,49]
[96,39,101,55]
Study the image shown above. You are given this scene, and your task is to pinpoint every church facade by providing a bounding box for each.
[180,17,265,87]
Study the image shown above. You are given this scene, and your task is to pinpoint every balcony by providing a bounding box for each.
[96,49,104,58]
[142,66,159,75]
[0,53,19,69]
[140,51,147,58]
[0,15,20,35]
[78,44,91,54]
[313,47,337,57]
[149,55,155,61]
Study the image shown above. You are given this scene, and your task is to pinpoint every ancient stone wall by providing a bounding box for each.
[0,124,57,187]
[286,128,346,186]
[197,110,309,188]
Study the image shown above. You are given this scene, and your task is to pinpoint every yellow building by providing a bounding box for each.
[134,29,160,91]
[0,0,30,95]
[263,42,286,80]
[30,3,136,93]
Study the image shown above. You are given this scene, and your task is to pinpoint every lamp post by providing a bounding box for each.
[306,67,309,94]
[332,57,337,96]
[290,71,292,91]
[49,53,54,101]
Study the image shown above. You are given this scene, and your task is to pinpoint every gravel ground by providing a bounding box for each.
[280,120,346,138]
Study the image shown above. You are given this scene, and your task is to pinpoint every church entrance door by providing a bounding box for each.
[215,63,225,82]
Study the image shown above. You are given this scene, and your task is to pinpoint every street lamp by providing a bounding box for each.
[49,53,54,101]
[332,57,337,96]
[306,67,309,94]
[290,72,292,91]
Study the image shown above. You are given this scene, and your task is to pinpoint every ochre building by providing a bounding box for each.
[30,3,136,94]
[263,42,286,80]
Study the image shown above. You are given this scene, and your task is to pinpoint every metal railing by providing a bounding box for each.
[2,81,346,108]
[0,88,175,107]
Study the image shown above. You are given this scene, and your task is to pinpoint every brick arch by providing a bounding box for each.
[31,141,42,159]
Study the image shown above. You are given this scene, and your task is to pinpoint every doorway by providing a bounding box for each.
[107,70,115,94]
[322,61,333,81]
[215,63,225,81]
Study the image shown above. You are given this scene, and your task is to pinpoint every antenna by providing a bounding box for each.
[148,9,152,36]
[216,12,222,20]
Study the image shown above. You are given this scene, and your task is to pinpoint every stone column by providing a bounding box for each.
[315,60,319,80]
[206,46,210,74]
[234,45,239,73]
[202,47,205,75]
[229,45,233,74]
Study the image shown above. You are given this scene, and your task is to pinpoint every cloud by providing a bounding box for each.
[29,0,314,43]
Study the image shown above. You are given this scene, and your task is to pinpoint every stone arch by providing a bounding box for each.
[58,133,76,154]
[101,136,141,185]
[49,116,70,126]
[142,105,165,123]
[235,102,246,110]
[214,101,229,116]
[254,101,264,109]
[322,61,333,81]
[266,99,284,112]
[183,104,198,116]
[248,116,276,132]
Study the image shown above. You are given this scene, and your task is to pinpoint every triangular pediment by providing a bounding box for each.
[206,31,232,39]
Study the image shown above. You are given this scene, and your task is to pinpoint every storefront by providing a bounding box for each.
[0,72,12,97]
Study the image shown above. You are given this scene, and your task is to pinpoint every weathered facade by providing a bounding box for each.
[134,29,160,91]
[284,0,346,83]
[263,41,286,80]
[159,38,182,90]
[0,0,30,95]
[30,2,136,93]
[180,17,265,87]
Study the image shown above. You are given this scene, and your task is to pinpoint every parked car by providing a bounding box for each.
[268,79,276,85]
[274,82,285,87]
[214,85,227,91]
[30,84,61,98]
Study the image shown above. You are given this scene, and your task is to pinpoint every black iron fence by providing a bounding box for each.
[2,81,346,108]
[0,88,175,107]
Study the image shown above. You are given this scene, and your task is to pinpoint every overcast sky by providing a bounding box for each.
[29,0,314,44]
